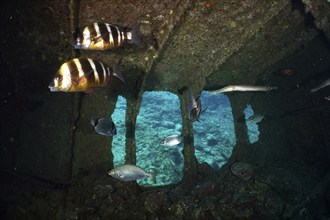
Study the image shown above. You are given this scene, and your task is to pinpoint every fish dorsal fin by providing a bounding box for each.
[112,58,126,83]
[90,117,97,127]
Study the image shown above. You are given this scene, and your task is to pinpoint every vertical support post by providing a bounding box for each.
[227,94,250,161]
[125,98,141,165]
[180,92,198,186]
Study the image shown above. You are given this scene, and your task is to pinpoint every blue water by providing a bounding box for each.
[111,91,259,186]
[111,96,127,167]
[136,91,183,186]
[193,91,236,170]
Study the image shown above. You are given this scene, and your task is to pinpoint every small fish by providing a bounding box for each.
[209,85,277,94]
[187,88,206,122]
[108,164,156,183]
[246,114,264,124]
[160,134,183,146]
[49,58,125,93]
[74,23,142,50]
[310,78,330,93]
[91,117,117,136]
[229,161,255,181]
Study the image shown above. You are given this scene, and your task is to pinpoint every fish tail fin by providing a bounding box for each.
[130,23,142,48]
[149,173,157,184]
[73,44,83,49]
[112,57,126,83]
[268,86,278,91]
[264,114,273,121]
[73,30,83,49]
[90,117,96,126]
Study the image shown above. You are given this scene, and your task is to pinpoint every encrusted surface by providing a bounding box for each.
[1,0,330,219]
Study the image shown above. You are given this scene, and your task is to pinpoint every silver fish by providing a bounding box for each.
[209,85,277,94]
[247,114,264,124]
[310,78,330,93]
[160,134,183,146]
[91,117,117,136]
[108,164,156,183]
[187,88,205,122]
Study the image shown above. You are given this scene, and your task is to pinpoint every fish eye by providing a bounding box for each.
[57,75,63,82]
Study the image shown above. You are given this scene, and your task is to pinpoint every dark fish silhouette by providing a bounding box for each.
[91,117,117,136]
[229,161,255,181]
[187,88,206,122]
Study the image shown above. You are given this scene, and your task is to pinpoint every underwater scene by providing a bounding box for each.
[112,91,251,186]
[1,0,330,219]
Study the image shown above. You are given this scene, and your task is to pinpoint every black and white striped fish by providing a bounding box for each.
[48,58,125,93]
[74,23,142,50]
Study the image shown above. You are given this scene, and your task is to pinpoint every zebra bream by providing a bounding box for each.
[74,23,141,50]
[49,58,125,93]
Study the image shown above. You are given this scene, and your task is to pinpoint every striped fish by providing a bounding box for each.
[74,23,142,50]
[48,58,125,93]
